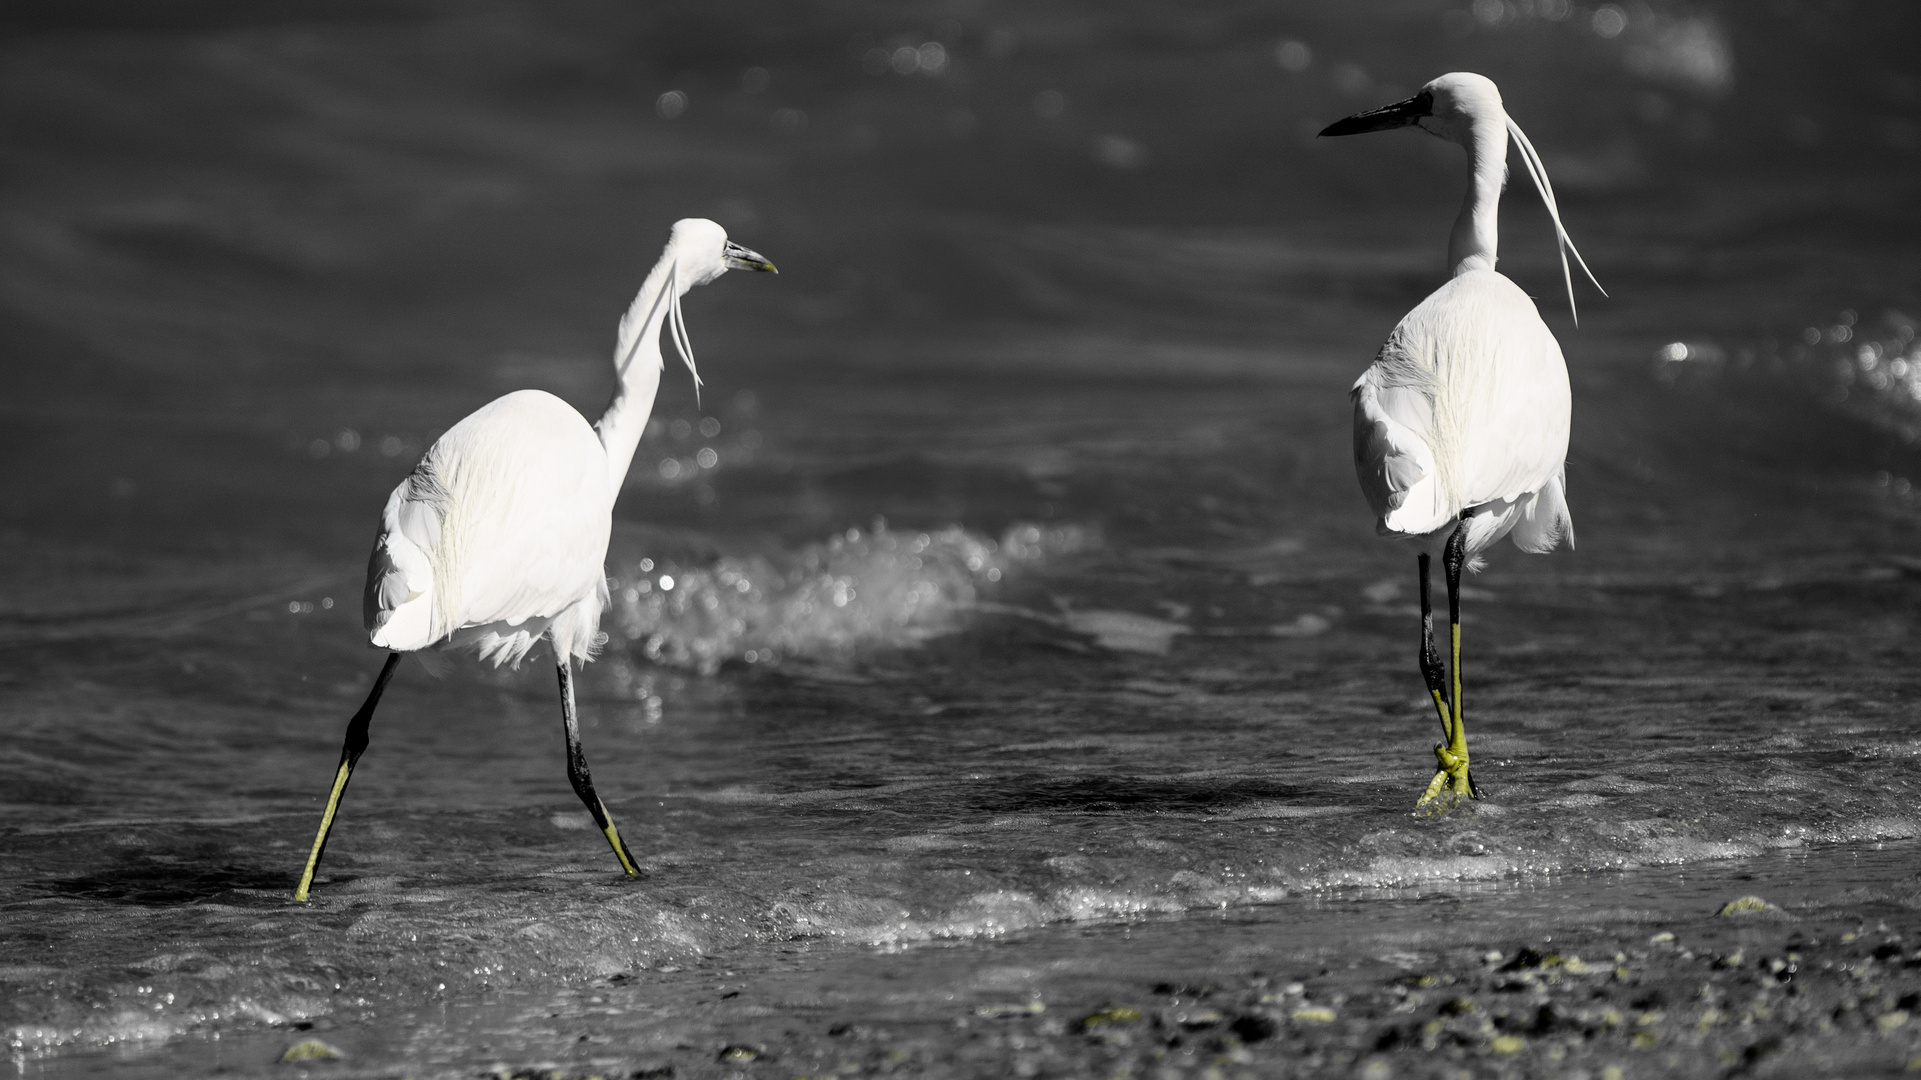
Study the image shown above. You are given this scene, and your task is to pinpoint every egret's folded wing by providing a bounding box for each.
[364,472,443,650]
[432,392,614,633]
[1352,370,1448,536]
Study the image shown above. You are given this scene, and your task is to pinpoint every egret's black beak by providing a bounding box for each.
[722,240,777,273]
[1319,90,1435,137]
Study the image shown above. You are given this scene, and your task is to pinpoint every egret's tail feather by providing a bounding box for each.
[1508,472,1575,554]
[409,647,453,678]
[441,581,607,669]
[443,618,553,668]
[1505,116,1604,324]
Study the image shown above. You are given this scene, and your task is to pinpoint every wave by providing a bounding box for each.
[603,521,1092,675]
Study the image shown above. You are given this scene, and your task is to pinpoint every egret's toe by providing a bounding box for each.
[1415,743,1475,813]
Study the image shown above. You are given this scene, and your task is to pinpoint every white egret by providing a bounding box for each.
[1321,73,1601,810]
[294,218,776,900]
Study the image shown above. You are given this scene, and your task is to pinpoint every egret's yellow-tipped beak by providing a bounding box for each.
[1320,89,1435,137]
[723,240,777,273]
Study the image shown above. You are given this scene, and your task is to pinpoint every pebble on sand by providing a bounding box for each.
[277,1038,342,1063]
[1080,1006,1142,1029]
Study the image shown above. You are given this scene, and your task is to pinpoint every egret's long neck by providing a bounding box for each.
[1448,115,1508,276]
[594,253,678,491]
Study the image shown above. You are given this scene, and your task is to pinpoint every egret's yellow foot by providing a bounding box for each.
[1413,549,1473,812]
[1414,521,1481,812]
[557,661,642,880]
[293,759,354,901]
[1416,783,1470,815]
[598,807,641,878]
[1415,742,1473,813]
[293,652,402,901]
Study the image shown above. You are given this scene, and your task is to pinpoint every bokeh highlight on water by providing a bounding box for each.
[2,0,1919,1072]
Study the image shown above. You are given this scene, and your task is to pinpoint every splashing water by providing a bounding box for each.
[604,522,1092,675]
[1656,307,1921,443]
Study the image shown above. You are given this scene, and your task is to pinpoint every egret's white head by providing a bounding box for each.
[1413,72,1505,144]
[616,218,776,394]
[1317,72,1504,146]
[667,217,777,289]
[1318,72,1604,320]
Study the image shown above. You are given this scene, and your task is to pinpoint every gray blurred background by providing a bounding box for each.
[4,0,1917,566]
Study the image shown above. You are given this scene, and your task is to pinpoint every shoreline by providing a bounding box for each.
[25,839,1921,1079]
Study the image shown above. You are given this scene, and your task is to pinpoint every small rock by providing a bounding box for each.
[1174,1008,1223,1028]
[1079,1007,1141,1029]
[1500,947,1560,972]
[1718,896,1776,916]
[1229,1013,1278,1043]
[976,1001,1045,1018]
[278,1039,342,1063]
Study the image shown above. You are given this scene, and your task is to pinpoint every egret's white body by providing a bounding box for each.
[363,218,752,668]
[1323,72,1600,806]
[1351,268,1574,557]
[366,389,614,665]
[294,217,775,900]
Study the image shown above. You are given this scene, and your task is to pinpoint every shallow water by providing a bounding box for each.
[3,1,1920,1075]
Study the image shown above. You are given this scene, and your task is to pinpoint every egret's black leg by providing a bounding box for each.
[558,661,640,877]
[295,651,403,901]
[1415,553,1456,807]
[1418,552,1453,738]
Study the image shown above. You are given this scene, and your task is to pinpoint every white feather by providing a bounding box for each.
[1504,116,1606,323]
[669,261,705,404]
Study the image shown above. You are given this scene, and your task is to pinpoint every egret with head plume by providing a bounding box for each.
[293,218,776,900]
[1321,73,1602,809]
